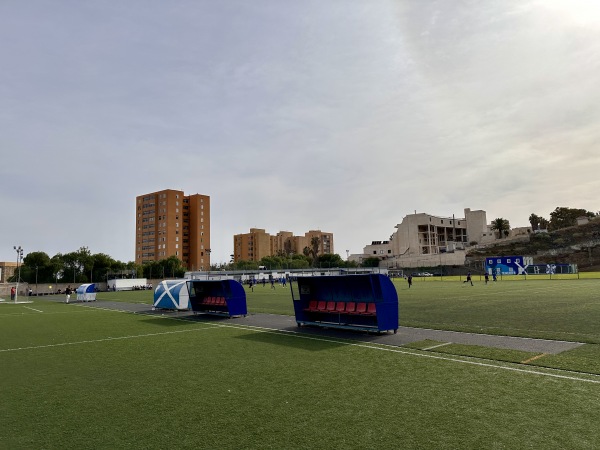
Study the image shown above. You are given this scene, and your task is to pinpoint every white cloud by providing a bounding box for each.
[1,0,599,263]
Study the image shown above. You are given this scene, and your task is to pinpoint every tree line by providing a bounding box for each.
[9,245,358,284]
[491,207,597,239]
[9,246,189,284]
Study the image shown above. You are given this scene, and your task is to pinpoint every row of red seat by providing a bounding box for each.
[201,296,227,306]
[304,300,376,316]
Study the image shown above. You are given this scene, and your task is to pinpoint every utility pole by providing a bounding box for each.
[13,246,23,303]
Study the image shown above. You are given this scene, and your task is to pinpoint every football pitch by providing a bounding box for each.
[1,279,599,449]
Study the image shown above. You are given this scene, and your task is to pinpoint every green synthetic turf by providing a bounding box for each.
[47,278,600,374]
[394,279,600,344]
[87,278,600,345]
[1,302,599,449]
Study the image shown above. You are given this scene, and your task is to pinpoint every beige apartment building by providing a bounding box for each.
[135,189,210,270]
[0,261,18,283]
[354,208,497,268]
[391,208,489,257]
[233,229,334,262]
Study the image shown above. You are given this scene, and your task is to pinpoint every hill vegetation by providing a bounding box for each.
[468,219,600,271]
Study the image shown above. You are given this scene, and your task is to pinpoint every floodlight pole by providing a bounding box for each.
[13,245,23,303]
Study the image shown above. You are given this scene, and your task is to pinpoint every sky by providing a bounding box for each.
[1,0,600,265]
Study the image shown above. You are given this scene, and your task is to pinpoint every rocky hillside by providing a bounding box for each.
[467,220,600,271]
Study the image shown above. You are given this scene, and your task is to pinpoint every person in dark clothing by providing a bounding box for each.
[463,272,473,286]
[407,275,412,288]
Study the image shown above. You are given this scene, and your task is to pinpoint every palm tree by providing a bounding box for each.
[303,237,321,267]
[528,213,540,231]
[491,218,510,239]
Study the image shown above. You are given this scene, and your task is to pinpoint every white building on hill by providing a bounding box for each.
[352,208,528,269]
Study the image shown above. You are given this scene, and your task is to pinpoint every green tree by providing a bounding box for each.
[317,253,344,268]
[491,218,510,239]
[549,207,595,230]
[361,257,380,268]
[528,213,542,231]
[21,251,52,283]
[49,254,64,284]
[231,260,260,271]
[303,237,320,267]
[91,253,117,283]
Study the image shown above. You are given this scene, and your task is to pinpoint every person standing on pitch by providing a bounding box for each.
[407,274,413,288]
[65,286,72,303]
[484,272,489,284]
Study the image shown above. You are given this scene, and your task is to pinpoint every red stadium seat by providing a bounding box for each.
[355,302,367,314]
[326,301,336,312]
[335,302,346,313]
[316,301,327,311]
[304,300,318,312]
[363,303,377,315]
[345,302,356,313]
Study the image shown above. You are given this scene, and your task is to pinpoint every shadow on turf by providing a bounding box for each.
[138,312,233,327]
[234,328,347,351]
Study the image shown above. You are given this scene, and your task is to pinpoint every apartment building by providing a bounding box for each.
[0,262,18,283]
[233,229,334,262]
[391,208,489,257]
[352,208,498,267]
[135,189,210,270]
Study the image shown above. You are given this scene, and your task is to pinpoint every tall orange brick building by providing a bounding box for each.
[233,228,333,262]
[135,189,210,270]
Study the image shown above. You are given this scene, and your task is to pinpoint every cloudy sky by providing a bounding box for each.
[1,0,599,264]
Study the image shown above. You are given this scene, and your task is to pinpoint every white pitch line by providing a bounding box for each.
[0,326,216,353]
[65,303,600,385]
[213,322,600,385]
[23,306,43,313]
[422,342,452,350]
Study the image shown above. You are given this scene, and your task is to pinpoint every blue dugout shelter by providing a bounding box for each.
[76,284,97,302]
[188,279,247,317]
[290,274,399,333]
[153,280,190,310]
